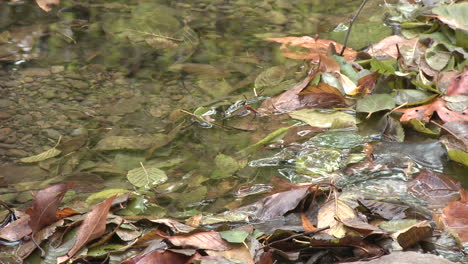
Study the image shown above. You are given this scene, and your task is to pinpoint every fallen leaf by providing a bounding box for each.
[392,221,432,249]
[298,82,346,108]
[35,0,60,12]
[0,214,31,241]
[57,196,115,263]
[358,199,409,220]
[367,35,419,59]
[317,199,356,238]
[300,213,317,232]
[121,249,193,264]
[446,71,468,96]
[397,98,468,123]
[438,198,468,244]
[356,72,379,95]
[164,231,232,251]
[431,3,468,31]
[26,182,74,233]
[268,36,357,61]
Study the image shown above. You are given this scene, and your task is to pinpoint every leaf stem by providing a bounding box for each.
[340,0,370,56]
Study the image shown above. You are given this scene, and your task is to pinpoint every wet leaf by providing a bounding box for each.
[121,249,193,264]
[317,199,356,238]
[334,72,358,95]
[367,35,419,59]
[356,72,379,95]
[19,147,61,163]
[211,154,240,179]
[438,198,468,243]
[397,98,468,123]
[0,214,31,242]
[394,89,435,106]
[408,170,461,209]
[370,58,397,75]
[446,71,468,96]
[57,196,115,263]
[432,3,468,31]
[267,36,357,61]
[254,66,287,89]
[296,149,342,175]
[392,221,432,249]
[289,110,356,128]
[408,119,440,135]
[310,131,364,149]
[425,43,451,71]
[298,82,346,108]
[164,231,232,251]
[26,182,74,233]
[239,126,291,154]
[447,149,468,166]
[127,165,168,188]
[85,189,130,205]
[358,199,408,220]
[220,229,249,243]
[356,94,395,114]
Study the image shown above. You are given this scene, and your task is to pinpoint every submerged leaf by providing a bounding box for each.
[20,147,61,163]
[127,166,168,188]
[289,109,356,128]
[356,94,395,114]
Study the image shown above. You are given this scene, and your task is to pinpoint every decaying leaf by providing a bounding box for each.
[358,199,409,220]
[367,35,419,59]
[392,221,432,249]
[397,98,468,123]
[26,182,74,233]
[163,231,232,251]
[446,71,468,96]
[317,199,357,238]
[127,165,168,188]
[437,191,468,244]
[57,196,115,263]
[268,36,357,61]
[19,147,61,163]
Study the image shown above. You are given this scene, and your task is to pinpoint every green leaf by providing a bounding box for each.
[408,119,440,135]
[86,189,130,205]
[211,154,240,179]
[394,89,436,106]
[127,165,168,188]
[238,126,291,154]
[425,44,451,71]
[220,229,249,243]
[20,147,61,163]
[289,110,356,128]
[356,94,395,113]
[447,149,468,166]
[432,3,468,31]
[370,58,396,75]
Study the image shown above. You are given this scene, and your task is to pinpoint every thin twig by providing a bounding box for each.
[263,226,330,248]
[430,120,465,143]
[340,0,370,56]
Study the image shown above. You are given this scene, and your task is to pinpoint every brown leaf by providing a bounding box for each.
[397,98,468,123]
[300,213,317,232]
[268,36,357,61]
[163,231,232,251]
[408,170,461,209]
[57,196,115,263]
[121,249,193,264]
[0,214,31,241]
[358,199,409,220]
[317,54,340,73]
[356,72,379,95]
[438,198,468,243]
[446,71,468,96]
[17,219,65,259]
[26,182,74,233]
[35,0,60,12]
[393,221,432,249]
[367,35,419,59]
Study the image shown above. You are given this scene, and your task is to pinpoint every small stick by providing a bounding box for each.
[340,0,370,56]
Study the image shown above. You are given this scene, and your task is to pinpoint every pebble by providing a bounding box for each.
[0,143,17,149]
[0,99,14,108]
[0,111,11,120]
[67,79,89,89]
[21,68,51,77]
[5,149,29,157]
[23,77,34,83]
[0,128,13,135]
[50,65,65,74]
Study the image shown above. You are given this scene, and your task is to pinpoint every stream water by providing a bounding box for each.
[0,0,466,222]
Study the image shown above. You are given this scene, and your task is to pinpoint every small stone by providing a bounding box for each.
[23,77,34,83]
[21,68,51,77]
[0,128,12,135]
[0,111,11,120]
[44,128,62,139]
[43,89,57,99]
[70,127,88,136]
[0,99,14,108]
[67,79,89,89]
[5,149,29,157]
[50,65,65,74]
[267,10,288,25]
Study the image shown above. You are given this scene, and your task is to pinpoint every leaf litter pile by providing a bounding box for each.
[1,1,468,263]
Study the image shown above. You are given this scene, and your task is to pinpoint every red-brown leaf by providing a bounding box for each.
[26,182,74,233]
[57,196,115,263]
[446,71,468,96]
[0,214,31,241]
[439,199,468,243]
[163,231,232,251]
[122,250,192,264]
[397,98,468,123]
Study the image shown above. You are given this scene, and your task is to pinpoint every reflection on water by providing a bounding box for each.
[0,0,423,217]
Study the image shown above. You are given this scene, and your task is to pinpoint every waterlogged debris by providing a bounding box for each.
[19,147,61,163]
[127,165,167,188]
[289,109,356,128]
[437,191,468,244]
[358,199,409,220]
[392,221,432,249]
[94,135,167,151]
[356,94,396,114]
